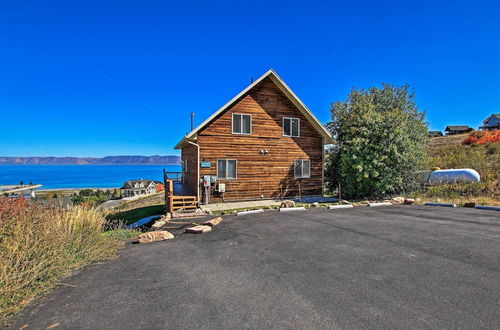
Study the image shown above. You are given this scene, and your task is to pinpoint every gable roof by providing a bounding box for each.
[121,179,155,189]
[483,113,500,124]
[445,126,472,131]
[175,69,334,149]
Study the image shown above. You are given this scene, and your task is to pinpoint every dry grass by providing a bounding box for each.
[427,133,468,155]
[0,198,124,324]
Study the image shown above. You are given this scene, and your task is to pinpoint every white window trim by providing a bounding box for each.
[283,117,300,137]
[294,159,311,179]
[217,159,237,180]
[232,113,252,135]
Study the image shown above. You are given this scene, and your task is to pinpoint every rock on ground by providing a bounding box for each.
[203,217,222,227]
[404,198,416,205]
[185,225,212,234]
[151,220,167,230]
[138,231,174,244]
[280,200,295,208]
[392,197,405,203]
[151,213,172,230]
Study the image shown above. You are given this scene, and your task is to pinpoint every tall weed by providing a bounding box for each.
[0,198,122,323]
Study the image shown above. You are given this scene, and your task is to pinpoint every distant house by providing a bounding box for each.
[479,114,500,131]
[120,179,156,197]
[428,131,443,137]
[445,126,473,135]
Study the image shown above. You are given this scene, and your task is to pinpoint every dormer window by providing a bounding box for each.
[283,117,300,137]
[232,113,251,134]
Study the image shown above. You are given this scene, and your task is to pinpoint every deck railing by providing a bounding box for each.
[163,177,197,213]
[163,171,182,183]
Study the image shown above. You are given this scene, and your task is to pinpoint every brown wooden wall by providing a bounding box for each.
[182,77,324,202]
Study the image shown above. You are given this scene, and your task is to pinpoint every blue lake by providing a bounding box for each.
[0,165,182,189]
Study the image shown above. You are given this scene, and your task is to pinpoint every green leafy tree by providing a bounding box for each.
[80,189,93,197]
[326,83,428,199]
[71,194,85,205]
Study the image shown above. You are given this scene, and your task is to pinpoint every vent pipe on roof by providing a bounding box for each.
[190,112,195,131]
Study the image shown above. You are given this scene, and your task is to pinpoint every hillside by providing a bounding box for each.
[421,132,499,205]
[427,133,468,156]
[0,155,181,165]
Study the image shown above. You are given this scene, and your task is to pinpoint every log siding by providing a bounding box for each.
[193,77,323,202]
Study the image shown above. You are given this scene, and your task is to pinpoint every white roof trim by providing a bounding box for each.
[175,69,334,149]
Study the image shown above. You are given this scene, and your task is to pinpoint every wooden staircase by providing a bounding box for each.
[171,195,197,212]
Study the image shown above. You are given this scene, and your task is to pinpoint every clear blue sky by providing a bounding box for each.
[1,0,498,157]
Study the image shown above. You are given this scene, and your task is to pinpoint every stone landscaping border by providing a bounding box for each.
[236,209,265,216]
[278,207,306,212]
[474,205,500,211]
[424,202,457,208]
[367,202,393,207]
[327,204,353,209]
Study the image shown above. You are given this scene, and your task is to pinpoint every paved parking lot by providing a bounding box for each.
[11,205,500,329]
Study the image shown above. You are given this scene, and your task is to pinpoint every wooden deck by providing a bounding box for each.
[163,171,198,213]
[173,182,196,196]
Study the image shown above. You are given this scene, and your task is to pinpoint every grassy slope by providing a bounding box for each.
[106,205,165,225]
[105,192,166,225]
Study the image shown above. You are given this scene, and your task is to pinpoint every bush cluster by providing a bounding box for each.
[71,188,120,205]
[326,84,428,199]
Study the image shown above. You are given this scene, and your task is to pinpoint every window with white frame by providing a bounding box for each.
[232,113,251,134]
[283,117,300,137]
[217,159,237,179]
[294,159,310,178]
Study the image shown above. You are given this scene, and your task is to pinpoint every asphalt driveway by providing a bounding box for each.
[10,205,500,329]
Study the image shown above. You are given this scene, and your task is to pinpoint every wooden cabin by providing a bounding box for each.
[174,69,334,203]
[445,126,473,135]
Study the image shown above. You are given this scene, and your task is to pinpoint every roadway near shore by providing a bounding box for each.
[9,205,500,329]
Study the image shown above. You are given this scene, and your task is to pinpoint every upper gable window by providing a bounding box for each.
[283,117,300,137]
[232,113,251,135]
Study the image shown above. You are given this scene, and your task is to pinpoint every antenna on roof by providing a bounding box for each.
[190,112,194,131]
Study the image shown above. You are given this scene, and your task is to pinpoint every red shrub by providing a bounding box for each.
[462,130,500,145]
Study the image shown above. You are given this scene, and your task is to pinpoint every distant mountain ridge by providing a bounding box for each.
[0,155,181,165]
